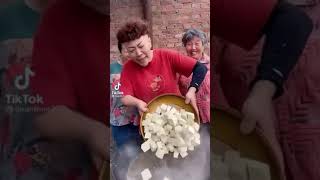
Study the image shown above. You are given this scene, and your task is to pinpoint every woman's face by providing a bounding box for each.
[185,36,205,60]
[123,35,152,67]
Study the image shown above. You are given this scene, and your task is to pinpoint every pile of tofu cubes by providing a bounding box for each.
[213,150,271,180]
[140,104,201,159]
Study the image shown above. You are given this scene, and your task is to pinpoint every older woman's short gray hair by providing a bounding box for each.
[182,28,208,47]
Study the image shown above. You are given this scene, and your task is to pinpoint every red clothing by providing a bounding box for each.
[120,49,196,103]
[30,0,108,124]
[178,56,210,123]
[213,0,277,50]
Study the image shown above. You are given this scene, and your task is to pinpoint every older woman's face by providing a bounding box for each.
[185,37,204,60]
[123,35,152,67]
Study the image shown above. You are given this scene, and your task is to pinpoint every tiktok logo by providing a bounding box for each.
[114,82,121,91]
[14,66,35,90]
[111,81,123,97]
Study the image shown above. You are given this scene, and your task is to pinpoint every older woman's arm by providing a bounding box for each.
[241,1,313,134]
[189,61,208,92]
[185,61,208,119]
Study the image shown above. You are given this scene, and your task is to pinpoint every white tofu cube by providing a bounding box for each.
[157,128,166,136]
[162,146,169,154]
[141,140,151,152]
[187,126,195,134]
[155,149,164,159]
[145,113,152,119]
[175,113,181,119]
[168,131,175,138]
[224,150,241,165]
[212,161,229,180]
[175,125,183,132]
[176,136,186,146]
[193,123,200,132]
[152,135,160,142]
[155,107,162,114]
[145,132,152,139]
[160,104,168,111]
[165,124,173,130]
[167,113,175,119]
[166,105,172,112]
[141,168,152,180]
[171,118,178,126]
[149,124,156,132]
[186,112,195,120]
[154,118,163,125]
[180,151,188,158]
[231,159,248,180]
[160,136,168,143]
[151,142,157,152]
[185,140,192,148]
[194,133,200,140]
[163,177,170,180]
[194,137,201,145]
[169,107,177,114]
[178,146,188,153]
[181,113,188,120]
[188,145,195,151]
[245,159,271,180]
[164,129,170,136]
[167,138,175,144]
[163,113,169,120]
[144,126,150,133]
[142,121,147,126]
[156,141,164,149]
[178,118,186,125]
[188,135,195,141]
[167,144,174,152]
[173,151,179,158]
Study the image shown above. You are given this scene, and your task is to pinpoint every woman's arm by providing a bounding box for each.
[34,106,109,162]
[185,61,208,119]
[253,1,313,98]
[121,95,148,113]
[189,61,208,92]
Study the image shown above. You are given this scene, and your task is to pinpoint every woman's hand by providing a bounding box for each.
[91,151,104,171]
[240,80,276,135]
[185,87,200,120]
[136,100,148,114]
[121,95,148,114]
[85,121,110,171]
[241,92,276,136]
[240,80,286,179]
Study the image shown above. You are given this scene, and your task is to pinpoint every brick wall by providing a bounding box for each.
[152,0,210,55]
[110,0,144,61]
[110,0,210,62]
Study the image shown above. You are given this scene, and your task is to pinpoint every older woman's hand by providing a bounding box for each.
[240,80,276,135]
[185,87,200,120]
[86,120,110,166]
[240,80,286,178]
